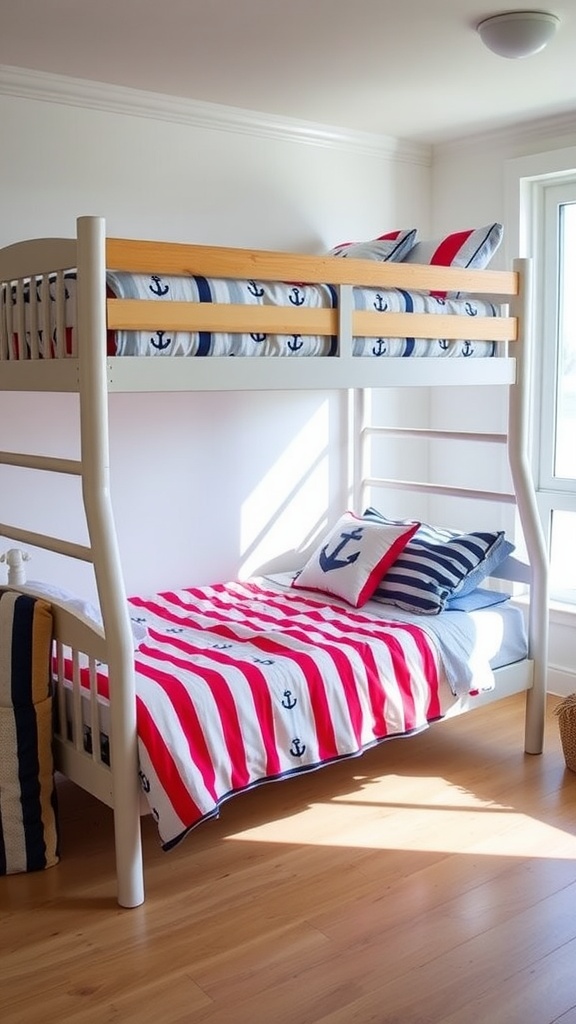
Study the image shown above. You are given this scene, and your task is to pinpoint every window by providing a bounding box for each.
[535,177,576,604]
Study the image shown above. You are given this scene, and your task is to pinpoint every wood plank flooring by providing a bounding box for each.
[1,693,576,1024]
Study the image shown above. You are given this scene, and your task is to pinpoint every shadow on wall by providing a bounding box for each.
[0,388,350,600]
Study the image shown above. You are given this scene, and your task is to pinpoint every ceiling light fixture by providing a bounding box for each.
[477,10,560,58]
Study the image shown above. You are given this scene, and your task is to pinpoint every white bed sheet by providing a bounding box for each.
[261,573,528,697]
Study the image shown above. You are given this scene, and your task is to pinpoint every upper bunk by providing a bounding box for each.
[0,216,526,394]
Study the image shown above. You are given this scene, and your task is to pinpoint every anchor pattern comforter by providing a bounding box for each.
[67,580,460,849]
[6,272,501,359]
[106,271,501,358]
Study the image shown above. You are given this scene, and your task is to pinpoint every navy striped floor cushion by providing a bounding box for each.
[0,590,59,874]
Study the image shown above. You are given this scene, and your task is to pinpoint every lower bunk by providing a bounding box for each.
[7,535,539,905]
[56,574,531,851]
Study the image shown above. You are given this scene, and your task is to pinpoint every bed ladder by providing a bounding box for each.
[352,259,549,754]
[0,217,144,908]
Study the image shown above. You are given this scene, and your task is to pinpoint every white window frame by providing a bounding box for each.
[505,147,576,606]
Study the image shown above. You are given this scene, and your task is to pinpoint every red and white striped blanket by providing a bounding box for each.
[78,580,459,848]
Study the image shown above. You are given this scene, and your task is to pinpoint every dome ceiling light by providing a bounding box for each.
[477,10,560,58]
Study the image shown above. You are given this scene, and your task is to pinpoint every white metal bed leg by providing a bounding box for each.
[524,651,547,755]
[113,785,145,908]
[77,216,145,906]
[509,258,549,755]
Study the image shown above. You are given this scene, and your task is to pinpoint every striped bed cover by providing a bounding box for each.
[69,580,460,850]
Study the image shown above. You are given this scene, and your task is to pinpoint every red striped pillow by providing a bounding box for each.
[292,511,419,608]
[327,228,417,263]
[403,223,503,270]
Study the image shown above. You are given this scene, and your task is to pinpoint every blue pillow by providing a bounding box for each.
[445,587,510,612]
[363,508,514,615]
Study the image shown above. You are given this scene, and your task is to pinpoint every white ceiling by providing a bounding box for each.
[1,0,575,144]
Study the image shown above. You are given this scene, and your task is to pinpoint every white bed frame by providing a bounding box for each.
[0,216,548,908]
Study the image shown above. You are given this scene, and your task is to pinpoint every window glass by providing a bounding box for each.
[554,201,576,480]
[508,151,576,606]
[538,179,576,604]
[550,509,576,604]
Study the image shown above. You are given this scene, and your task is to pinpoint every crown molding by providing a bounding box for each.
[0,64,431,167]
[432,109,576,155]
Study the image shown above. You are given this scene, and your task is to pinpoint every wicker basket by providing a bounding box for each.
[554,694,576,773]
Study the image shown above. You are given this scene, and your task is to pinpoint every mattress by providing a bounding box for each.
[58,576,527,851]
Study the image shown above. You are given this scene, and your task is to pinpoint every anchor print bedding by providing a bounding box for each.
[5,271,501,359]
[63,580,472,850]
[105,271,501,357]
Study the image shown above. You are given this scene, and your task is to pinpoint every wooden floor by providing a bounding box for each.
[2,693,576,1024]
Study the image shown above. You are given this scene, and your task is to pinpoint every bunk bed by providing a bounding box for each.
[0,217,548,908]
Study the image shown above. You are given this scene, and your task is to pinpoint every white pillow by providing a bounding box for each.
[292,511,419,608]
[403,223,503,270]
[24,580,147,648]
[327,229,417,263]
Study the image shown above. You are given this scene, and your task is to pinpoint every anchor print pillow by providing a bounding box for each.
[292,511,420,608]
[327,228,417,263]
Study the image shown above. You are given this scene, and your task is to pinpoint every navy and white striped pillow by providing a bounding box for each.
[363,508,512,615]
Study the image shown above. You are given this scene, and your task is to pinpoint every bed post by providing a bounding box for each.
[508,257,549,755]
[76,216,144,907]
[350,388,366,512]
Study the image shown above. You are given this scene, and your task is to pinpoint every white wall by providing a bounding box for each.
[430,115,576,695]
[0,82,430,601]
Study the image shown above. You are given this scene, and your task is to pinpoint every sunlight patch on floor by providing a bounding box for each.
[225,775,576,858]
